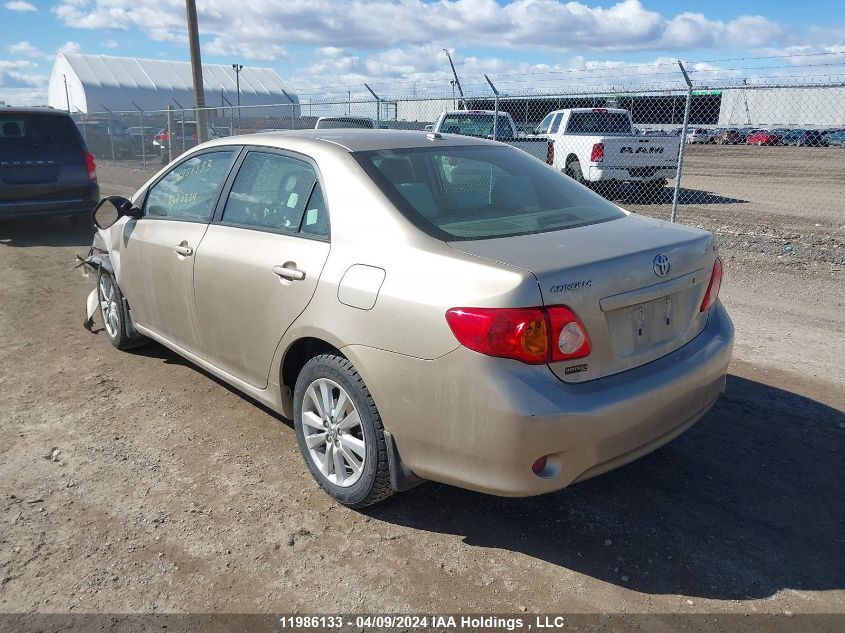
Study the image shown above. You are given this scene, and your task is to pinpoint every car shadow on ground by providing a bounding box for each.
[126,341,295,430]
[115,338,844,601]
[607,186,748,206]
[0,218,95,248]
[369,375,844,600]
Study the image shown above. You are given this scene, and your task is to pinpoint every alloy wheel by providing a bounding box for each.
[301,378,366,487]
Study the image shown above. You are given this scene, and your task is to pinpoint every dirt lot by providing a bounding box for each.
[0,156,843,621]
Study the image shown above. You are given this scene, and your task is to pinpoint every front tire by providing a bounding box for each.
[97,270,148,350]
[293,354,393,508]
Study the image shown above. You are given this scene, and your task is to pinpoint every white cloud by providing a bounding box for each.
[51,0,794,58]
[7,41,45,58]
[205,37,286,62]
[4,1,37,12]
[57,41,82,55]
[100,39,119,49]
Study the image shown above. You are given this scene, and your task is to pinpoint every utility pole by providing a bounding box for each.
[442,49,464,107]
[185,0,207,142]
[232,64,243,129]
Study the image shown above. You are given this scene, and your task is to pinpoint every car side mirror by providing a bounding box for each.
[92,195,142,230]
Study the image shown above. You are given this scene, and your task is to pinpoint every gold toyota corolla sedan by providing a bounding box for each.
[83,129,733,507]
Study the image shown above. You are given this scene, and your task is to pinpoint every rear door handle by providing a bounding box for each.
[273,264,305,281]
[174,244,193,256]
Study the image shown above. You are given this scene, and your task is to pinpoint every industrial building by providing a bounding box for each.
[48,53,298,115]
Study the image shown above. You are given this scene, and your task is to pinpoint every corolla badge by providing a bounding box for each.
[653,253,671,277]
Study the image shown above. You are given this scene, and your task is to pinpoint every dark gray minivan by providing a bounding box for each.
[0,107,99,222]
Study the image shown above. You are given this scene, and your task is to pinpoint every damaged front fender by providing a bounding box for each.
[76,234,113,330]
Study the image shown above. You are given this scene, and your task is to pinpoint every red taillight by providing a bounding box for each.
[154,132,168,142]
[546,140,554,165]
[591,142,604,163]
[445,305,591,364]
[700,257,723,312]
[547,306,592,361]
[84,151,97,183]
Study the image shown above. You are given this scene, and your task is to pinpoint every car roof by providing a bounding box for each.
[0,106,70,116]
[206,128,495,153]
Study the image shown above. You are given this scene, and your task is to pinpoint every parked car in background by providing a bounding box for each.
[715,129,745,145]
[798,130,828,147]
[822,130,845,146]
[153,122,219,163]
[685,128,715,144]
[83,129,733,508]
[775,129,804,146]
[77,120,136,159]
[519,108,680,199]
[0,107,98,222]
[746,129,782,146]
[126,126,158,154]
[314,116,375,130]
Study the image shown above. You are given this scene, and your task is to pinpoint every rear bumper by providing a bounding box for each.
[587,166,676,183]
[345,301,734,497]
[0,189,99,220]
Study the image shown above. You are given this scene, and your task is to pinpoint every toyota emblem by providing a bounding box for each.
[653,253,671,277]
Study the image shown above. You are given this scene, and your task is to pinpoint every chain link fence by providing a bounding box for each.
[70,73,845,264]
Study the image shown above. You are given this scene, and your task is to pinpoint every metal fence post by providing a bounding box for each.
[485,74,500,141]
[671,60,693,223]
[166,105,174,164]
[104,107,116,165]
[180,108,186,155]
[132,102,146,170]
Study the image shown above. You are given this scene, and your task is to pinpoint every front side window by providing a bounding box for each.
[222,151,328,237]
[145,150,235,222]
[356,145,624,240]
[535,112,555,135]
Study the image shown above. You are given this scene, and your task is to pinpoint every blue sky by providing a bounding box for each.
[2,0,844,104]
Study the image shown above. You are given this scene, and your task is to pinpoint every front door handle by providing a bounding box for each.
[273,264,306,281]
[174,244,193,256]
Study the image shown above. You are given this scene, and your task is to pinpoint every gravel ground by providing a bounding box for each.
[0,159,843,622]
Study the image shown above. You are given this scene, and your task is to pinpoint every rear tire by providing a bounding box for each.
[565,159,586,185]
[293,354,393,508]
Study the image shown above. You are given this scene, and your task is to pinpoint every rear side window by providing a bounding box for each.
[548,113,564,134]
[222,151,329,237]
[0,112,82,150]
[439,114,512,138]
[316,118,373,129]
[356,144,624,240]
[565,112,632,135]
[145,150,235,222]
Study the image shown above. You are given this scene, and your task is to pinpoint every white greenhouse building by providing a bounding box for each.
[48,53,298,115]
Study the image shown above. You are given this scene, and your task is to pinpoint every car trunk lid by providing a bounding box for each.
[448,213,717,382]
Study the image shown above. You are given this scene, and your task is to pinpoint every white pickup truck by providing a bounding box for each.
[530,108,680,196]
[431,108,679,197]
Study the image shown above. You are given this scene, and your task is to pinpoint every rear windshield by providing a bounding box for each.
[565,111,632,135]
[0,112,82,150]
[316,118,374,129]
[438,113,513,138]
[355,144,625,241]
